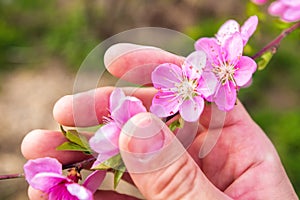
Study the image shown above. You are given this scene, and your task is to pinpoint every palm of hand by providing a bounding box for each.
[188,103,295,199]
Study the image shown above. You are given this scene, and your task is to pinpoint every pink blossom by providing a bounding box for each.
[89,88,146,166]
[216,16,258,46]
[150,51,216,122]
[251,0,268,5]
[195,33,257,111]
[24,157,105,200]
[269,0,300,22]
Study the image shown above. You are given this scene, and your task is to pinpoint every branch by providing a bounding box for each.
[0,173,24,180]
[0,158,96,180]
[252,21,300,60]
[62,157,96,170]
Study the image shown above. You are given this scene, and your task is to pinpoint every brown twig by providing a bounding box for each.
[62,157,96,170]
[0,173,24,180]
[252,21,300,60]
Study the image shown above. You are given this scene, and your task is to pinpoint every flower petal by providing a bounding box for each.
[251,0,268,5]
[109,88,125,111]
[111,96,147,126]
[48,184,74,200]
[152,63,182,89]
[216,19,240,45]
[150,91,181,117]
[214,82,237,111]
[89,122,120,155]
[224,32,243,65]
[66,183,93,200]
[24,157,62,184]
[241,16,258,45]
[83,170,106,194]
[234,56,257,87]
[281,0,300,7]
[282,6,300,22]
[30,172,68,192]
[195,37,222,66]
[269,1,288,16]
[179,97,204,122]
[183,51,206,79]
[198,71,218,98]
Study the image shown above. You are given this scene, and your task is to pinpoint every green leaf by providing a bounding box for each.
[56,142,91,153]
[168,117,184,132]
[58,126,92,153]
[65,130,87,147]
[92,153,126,189]
[92,154,124,170]
[257,51,274,71]
[114,168,125,189]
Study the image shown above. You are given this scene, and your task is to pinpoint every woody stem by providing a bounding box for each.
[0,173,24,180]
[252,21,300,60]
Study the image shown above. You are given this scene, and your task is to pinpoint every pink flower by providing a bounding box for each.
[216,16,258,46]
[150,51,216,122]
[23,157,106,200]
[89,88,146,166]
[251,0,268,5]
[195,33,257,111]
[269,0,300,22]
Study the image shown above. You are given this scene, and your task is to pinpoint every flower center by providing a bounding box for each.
[212,63,236,85]
[174,78,197,100]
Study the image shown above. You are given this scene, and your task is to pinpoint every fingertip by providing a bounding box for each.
[119,112,167,153]
[21,129,44,160]
[21,129,88,164]
[28,186,48,200]
[53,95,74,126]
[104,43,159,68]
[105,43,184,85]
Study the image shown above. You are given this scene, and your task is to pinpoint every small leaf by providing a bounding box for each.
[65,130,87,147]
[257,51,274,71]
[92,154,124,171]
[91,153,126,189]
[92,163,111,170]
[168,117,184,132]
[56,142,91,153]
[114,169,125,189]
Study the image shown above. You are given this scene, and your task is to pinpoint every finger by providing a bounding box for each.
[104,43,184,85]
[94,190,139,200]
[21,129,90,164]
[119,113,231,199]
[53,86,156,127]
[28,186,139,200]
[28,187,48,200]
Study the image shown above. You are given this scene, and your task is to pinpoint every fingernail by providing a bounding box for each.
[121,113,167,153]
[104,43,158,68]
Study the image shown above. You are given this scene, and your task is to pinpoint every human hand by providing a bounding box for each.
[22,43,298,200]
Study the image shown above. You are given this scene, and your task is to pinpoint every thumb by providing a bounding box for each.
[119,113,231,200]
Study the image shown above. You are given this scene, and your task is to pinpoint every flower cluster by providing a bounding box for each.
[252,0,300,22]
[194,16,258,111]
[24,157,105,200]
[23,16,260,199]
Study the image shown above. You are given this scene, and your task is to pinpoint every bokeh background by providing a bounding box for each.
[0,0,299,199]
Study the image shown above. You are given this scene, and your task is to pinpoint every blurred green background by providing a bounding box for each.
[0,0,299,199]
